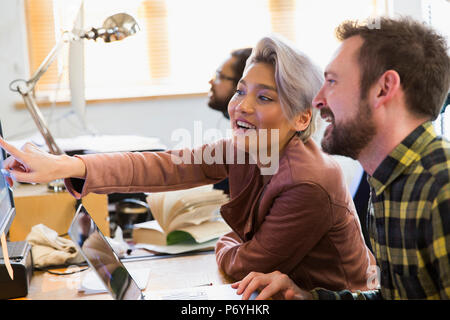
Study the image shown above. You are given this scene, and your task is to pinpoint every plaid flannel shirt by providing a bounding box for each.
[312,122,450,300]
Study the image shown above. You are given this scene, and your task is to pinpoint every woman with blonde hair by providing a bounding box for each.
[0,35,374,293]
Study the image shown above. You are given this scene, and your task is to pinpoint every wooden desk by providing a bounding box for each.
[25,252,234,300]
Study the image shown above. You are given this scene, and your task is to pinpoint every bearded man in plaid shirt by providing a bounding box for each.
[234,17,450,300]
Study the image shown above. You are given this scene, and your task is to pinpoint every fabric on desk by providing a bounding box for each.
[26,224,85,268]
[64,136,375,292]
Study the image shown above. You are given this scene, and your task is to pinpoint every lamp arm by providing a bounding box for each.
[27,32,72,91]
[20,91,64,155]
[10,32,72,155]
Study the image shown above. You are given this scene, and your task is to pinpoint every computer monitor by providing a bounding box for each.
[0,121,16,237]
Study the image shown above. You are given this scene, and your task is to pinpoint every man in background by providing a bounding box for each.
[208,48,253,119]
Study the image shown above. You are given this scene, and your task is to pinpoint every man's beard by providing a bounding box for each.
[320,99,376,160]
[208,91,234,119]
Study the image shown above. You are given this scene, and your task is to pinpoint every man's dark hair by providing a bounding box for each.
[336,17,450,120]
[230,48,253,86]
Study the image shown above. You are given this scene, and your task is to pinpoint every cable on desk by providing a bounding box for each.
[33,264,89,276]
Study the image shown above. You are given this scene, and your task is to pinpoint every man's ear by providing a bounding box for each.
[293,109,312,132]
[372,70,401,109]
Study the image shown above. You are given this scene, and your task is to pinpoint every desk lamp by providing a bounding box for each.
[9,13,140,156]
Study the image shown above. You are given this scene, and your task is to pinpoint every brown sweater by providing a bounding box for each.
[65,136,375,291]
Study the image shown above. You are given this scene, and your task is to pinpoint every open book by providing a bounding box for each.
[132,185,231,246]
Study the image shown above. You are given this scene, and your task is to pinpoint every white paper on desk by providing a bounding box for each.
[9,134,166,154]
[56,135,167,153]
[135,239,217,255]
[79,267,150,294]
[146,284,243,300]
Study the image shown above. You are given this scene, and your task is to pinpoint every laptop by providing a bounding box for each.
[68,204,252,300]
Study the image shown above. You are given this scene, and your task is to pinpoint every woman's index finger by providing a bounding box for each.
[0,137,25,162]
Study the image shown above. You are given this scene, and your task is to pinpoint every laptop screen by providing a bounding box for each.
[68,204,142,300]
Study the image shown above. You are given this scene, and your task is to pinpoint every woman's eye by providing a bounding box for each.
[235,89,245,95]
[259,95,272,102]
[327,79,336,85]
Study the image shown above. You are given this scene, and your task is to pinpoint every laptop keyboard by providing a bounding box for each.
[0,241,28,260]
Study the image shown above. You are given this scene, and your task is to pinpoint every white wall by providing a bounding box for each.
[77,96,230,149]
[0,0,31,140]
[390,0,423,18]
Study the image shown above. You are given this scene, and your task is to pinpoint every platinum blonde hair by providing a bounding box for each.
[246,35,324,142]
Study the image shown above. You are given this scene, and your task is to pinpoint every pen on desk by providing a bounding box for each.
[194,283,213,287]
